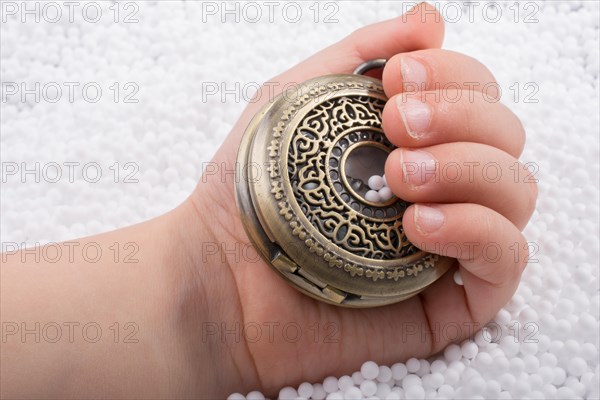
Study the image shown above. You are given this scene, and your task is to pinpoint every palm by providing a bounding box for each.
[195,122,488,395]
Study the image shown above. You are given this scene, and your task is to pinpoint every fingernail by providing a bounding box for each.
[401,56,427,92]
[414,204,445,235]
[396,96,432,139]
[400,149,437,187]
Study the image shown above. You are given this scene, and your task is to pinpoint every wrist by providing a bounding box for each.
[162,190,262,397]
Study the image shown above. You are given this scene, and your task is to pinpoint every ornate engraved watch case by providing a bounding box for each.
[235,61,454,307]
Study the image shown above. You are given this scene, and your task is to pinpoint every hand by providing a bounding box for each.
[0,3,538,399]
[181,2,537,397]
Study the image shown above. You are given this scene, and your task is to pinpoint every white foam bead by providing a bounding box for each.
[402,374,422,389]
[227,393,245,400]
[343,386,362,400]
[461,341,479,359]
[377,366,393,383]
[311,384,326,400]
[509,380,532,399]
[495,309,512,326]
[518,307,539,324]
[522,354,540,373]
[550,338,566,359]
[567,357,588,377]
[483,381,501,398]
[499,336,520,357]
[391,387,404,395]
[337,375,354,392]
[375,383,391,398]
[520,341,538,356]
[448,360,466,373]
[444,344,462,362]
[378,186,393,201]
[542,383,558,398]
[442,368,460,386]
[367,175,384,191]
[325,391,343,400]
[351,371,364,385]
[391,363,408,380]
[552,367,567,386]
[497,391,512,399]
[416,360,430,377]
[555,386,578,399]
[565,376,586,397]
[437,384,454,398]
[323,377,338,393]
[581,371,595,387]
[278,387,298,400]
[474,328,493,347]
[404,385,425,400]
[428,372,444,389]
[556,298,576,316]
[539,365,555,384]
[359,380,377,397]
[506,295,526,312]
[577,312,598,331]
[246,391,265,400]
[580,342,598,361]
[297,382,313,399]
[365,190,381,203]
[474,352,493,369]
[406,358,420,373]
[508,357,525,376]
[384,392,400,400]
[539,352,558,367]
[430,360,447,374]
[360,361,379,380]
[498,373,516,390]
[453,270,464,285]
[565,339,582,356]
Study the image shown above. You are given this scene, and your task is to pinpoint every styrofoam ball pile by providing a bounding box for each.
[1,0,598,399]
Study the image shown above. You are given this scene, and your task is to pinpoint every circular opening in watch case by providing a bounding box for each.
[343,144,394,205]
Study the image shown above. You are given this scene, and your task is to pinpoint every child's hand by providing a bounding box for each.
[187,2,537,397]
[0,3,537,399]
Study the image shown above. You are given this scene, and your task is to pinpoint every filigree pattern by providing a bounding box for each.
[287,95,419,260]
[266,81,439,282]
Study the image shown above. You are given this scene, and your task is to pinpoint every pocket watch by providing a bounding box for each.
[235,60,453,307]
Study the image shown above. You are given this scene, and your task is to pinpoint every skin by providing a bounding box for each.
[1,3,537,398]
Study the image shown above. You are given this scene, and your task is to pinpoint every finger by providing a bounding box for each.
[280,2,445,82]
[384,143,538,229]
[382,90,526,158]
[382,49,498,99]
[403,203,530,328]
[220,2,446,168]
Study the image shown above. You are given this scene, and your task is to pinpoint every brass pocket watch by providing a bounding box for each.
[235,60,453,307]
